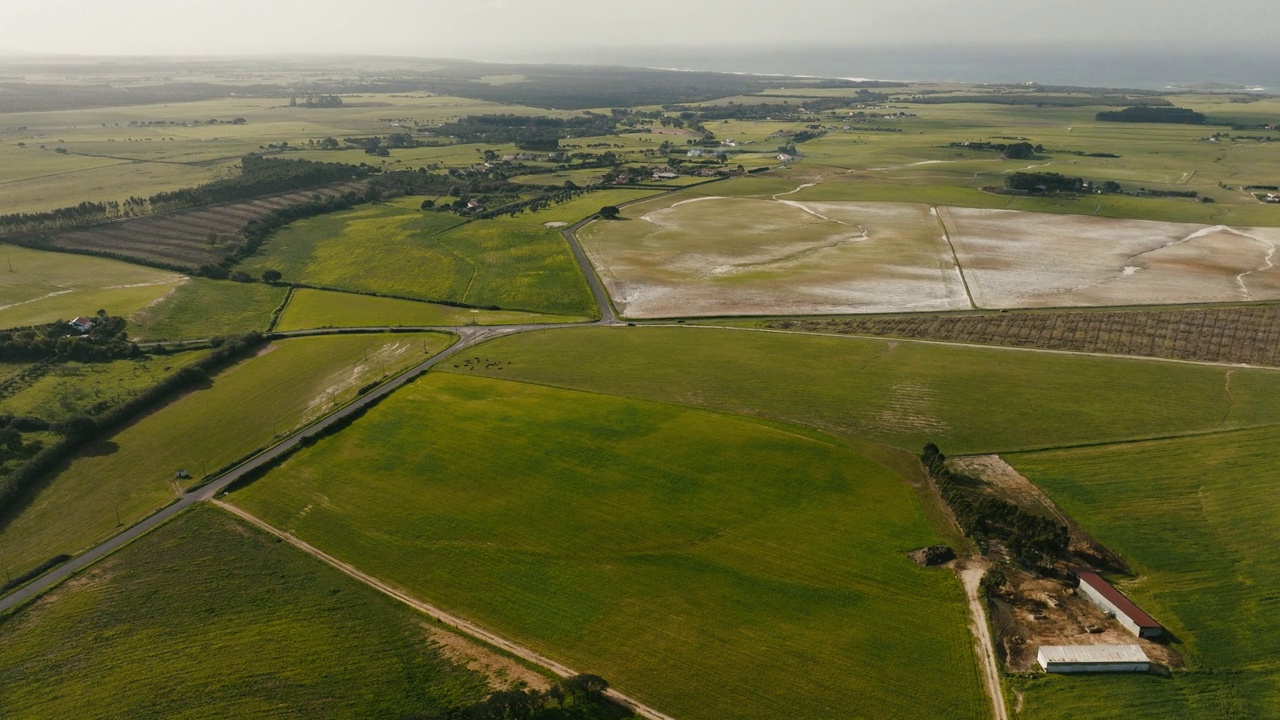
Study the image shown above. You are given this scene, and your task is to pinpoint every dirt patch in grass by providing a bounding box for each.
[422,622,551,692]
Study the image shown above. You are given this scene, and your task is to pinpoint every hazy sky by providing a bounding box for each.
[2,0,1277,58]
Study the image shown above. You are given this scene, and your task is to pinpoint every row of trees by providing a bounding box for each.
[921,444,1069,568]
[1004,171,1089,193]
[0,157,374,236]
[1096,106,1207,124]
[0,333,266,521]
[431,114,618,150]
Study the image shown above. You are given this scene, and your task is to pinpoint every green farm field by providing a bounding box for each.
[444,326,1280,454]
[0,332,453,578]
[231,372,987,720]
[0,93,564,214]
[0,350,209,423]
[0,505,494,719]
[275,288,587,331]
[1004,426,1280,719]
[239,191,653,316]
[0,244,184,330]
[128,278,288,341]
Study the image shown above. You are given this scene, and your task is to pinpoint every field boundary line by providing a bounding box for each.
[982,421,1280,457]
[933,206,977,309]
[210,501,678,720]
[265,285,294,333]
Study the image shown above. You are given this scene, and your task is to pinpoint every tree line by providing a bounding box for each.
[921,444,1069,569]
[0,332,266,530]
[1096,106,1207,124]
[431,114,619,151]
[0,157,374,236]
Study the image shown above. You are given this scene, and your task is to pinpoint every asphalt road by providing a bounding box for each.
[0,214,622,615]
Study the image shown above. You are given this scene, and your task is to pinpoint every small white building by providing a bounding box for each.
[69,316,95,333]
[1038,645,1150,674]
[1075,569,1163,639]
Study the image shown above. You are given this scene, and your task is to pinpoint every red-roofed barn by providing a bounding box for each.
[1074,569,1163,639]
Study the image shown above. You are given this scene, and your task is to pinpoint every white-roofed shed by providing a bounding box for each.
[1037,645,1151,674]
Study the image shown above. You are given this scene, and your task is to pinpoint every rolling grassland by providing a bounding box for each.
[0,332,453,578]
[1006,426,1280,719]
[274,288,586,331]
[231,373,987,720]
[0,506,495,719]
[0,244,184,330]
[443,326,1280,454]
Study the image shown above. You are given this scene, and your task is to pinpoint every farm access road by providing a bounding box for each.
[0,192,641,615]
[0,215,686,717]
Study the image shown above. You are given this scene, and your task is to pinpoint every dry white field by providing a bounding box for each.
[579,191,1280,317]
[941,207,1280,308]
[578,194,970,317]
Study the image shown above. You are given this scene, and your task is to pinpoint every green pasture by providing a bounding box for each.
[1006,425,1280,718]
[0,93,565,214]
[240,191,650,316]
[0,505,492,719]
[0,332,453,578]
[0,244,184,329]
[274,288,586,331]
[444,326,1280,454]
[0,350,209,423]
[231,372,986,720]
[128,278,287,341]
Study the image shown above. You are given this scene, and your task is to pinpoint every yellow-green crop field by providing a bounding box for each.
[0,505,494,719]
[0,332,453,577]
[1005,426,1280,719]
[275,288,587,331]
[0,244,184,330]
[230,372,987,720]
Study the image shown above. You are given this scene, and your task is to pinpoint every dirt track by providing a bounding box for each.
[957,559,1010,720]
[213,501,677,720]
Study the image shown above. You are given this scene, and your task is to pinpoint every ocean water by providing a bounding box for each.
[515,44,1280,92]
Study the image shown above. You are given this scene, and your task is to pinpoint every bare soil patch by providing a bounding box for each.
[579,193,969,317]
[422,622,551,692]
[942,207,1280,308]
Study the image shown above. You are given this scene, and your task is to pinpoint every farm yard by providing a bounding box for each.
[1004,425,1280,718]
[229,372,987,720]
